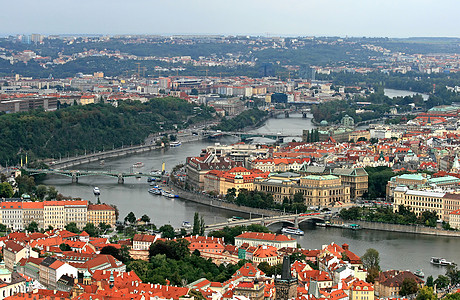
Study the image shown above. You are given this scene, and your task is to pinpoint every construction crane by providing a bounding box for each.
[135,63,141,78]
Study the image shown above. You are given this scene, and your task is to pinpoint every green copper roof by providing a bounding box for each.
[303,175,339,180]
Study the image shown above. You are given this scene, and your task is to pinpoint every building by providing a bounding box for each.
[234,280,265,300]
[374,270,424,297]
[87,204,116,227]
[330,168,368,200]
[132,234,157,251]
[252,245,281,266]
[39,257,78,290]
[0,265,29,300]
[393,187,445,220]
[1,202,24,231]
[235,232,297,249]
[203,167,269,196]
[22,202,44,230]
[3,241,38,272]
[349,280,374,300]
[386,173,429,201]
[449,209,460,229]
[43,201,87,230]
[275,256,297,300]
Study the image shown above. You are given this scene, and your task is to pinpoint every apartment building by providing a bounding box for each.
[393,186,460,221]
[87,204,116,227]
[22,202,44,230]
[1,202,24,231]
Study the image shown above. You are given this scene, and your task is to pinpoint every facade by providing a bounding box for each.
[374,270,423,298]
[132,234,157,251]
[39,257,78,290]
[235,232,297,249]
[203,167,269,196]
[393,186,460,222]
[3,242,38,272]
[22,202,44,230]
[331,168,368,200]
[349,280,374,300]
[0,202,24,231]
[87,204,116,227]
[449,209,460,229]
[43,201,88,230]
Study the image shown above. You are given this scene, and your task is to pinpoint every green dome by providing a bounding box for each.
[320,120,328,126]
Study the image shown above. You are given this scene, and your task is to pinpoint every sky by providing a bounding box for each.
[1,0,460,38]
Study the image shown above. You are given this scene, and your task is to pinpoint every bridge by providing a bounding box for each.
[204,213,327,233]
[25,168,157,184]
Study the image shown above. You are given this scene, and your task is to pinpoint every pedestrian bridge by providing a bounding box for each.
[25,168,154,184]
[204,212,326,232]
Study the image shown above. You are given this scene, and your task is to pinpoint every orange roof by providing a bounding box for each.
[236,232,295,242]
[22,202,44,209]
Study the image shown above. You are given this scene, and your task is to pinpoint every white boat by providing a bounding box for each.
[415,269,425,278]
[148,187,162,195]
[161,190,179,198]
[281,227,304,236]
[133,162,144,168]
[182,221,192,229]
[93,187,101,196]
[431,257,455,266]
[170,141,182,147]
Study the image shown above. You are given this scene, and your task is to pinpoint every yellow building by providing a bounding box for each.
[43,200,87,230]
[255,173,350,207]
[349,280,374,300]
[203,167,269,196]
[87,204,116,227]
[393,187,445,220]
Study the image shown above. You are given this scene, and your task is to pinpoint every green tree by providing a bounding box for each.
[15,175,35,195]
[426,275,434,287]
[361,248,380,270]
[0,182,14,198]
[100,245,131,263]
[140,214,150,223]
[46,186,58,200]
[446,265,460,286]
[200,215,205,236]
[192,212,200,235]
[98,222,110,233]
[26,221,39,233]
[83,223,99,237]
[35,185,47,200]
[125,212,136,224]
[65,222,80,233]
[434,275,450,289]
[400,278,419,296]
[59,243,72,251]
[159,224,175,239]
[444,293,460,300]
[416,286,437,300]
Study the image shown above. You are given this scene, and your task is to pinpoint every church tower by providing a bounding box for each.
[275,256,298,300]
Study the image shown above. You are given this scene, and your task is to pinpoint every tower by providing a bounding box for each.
[275,256,298,300]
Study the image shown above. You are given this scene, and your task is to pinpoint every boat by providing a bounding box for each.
[316,221,331,227]
[281,227,305,236]
[148,187,162,195]
[133,162,144,168]
[431,257,455,266]
[161,190,179,198]
[170,141,182,147]
[414,269,425,278]
[99,160,105,166]
[182,221,192,229]
[93,187,101,196]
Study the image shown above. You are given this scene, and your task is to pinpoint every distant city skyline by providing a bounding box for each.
[1,0,460,38]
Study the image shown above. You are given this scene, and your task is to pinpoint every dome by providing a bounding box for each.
[320,120,328,126]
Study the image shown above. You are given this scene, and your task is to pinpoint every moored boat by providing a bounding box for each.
[414,269,425,278]
[182,221,192,229]
[148,187,162,195]
[170,141,182,147]
[431,257,455,266]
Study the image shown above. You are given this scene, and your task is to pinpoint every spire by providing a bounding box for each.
[452,154,460,171]
[281,256,291,280]
[109,270,115,289]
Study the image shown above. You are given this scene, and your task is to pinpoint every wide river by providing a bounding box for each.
[41,113,458,278]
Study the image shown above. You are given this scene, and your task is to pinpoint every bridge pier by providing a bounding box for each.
[294,216,299,228]
[302,112,307,118]
[71,173,78,183]
[284,111,289,118]
[117,174,124,184]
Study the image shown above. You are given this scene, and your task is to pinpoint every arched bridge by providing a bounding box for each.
[205,212,326,232]
[25,168,156,184]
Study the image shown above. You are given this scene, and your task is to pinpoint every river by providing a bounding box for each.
[384,88,429,101]
[41,114,458,279]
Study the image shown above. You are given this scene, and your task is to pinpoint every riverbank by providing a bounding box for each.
[166,182,285,218]
[331,218,460,237]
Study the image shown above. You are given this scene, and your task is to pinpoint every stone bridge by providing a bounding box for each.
[205,213,326,232]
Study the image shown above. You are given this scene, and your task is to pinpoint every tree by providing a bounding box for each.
[125,212,136,224]
[98,222,110,233]
[444,293,460,300]
[225,188,237,202]
[361,248,380,270]
[59,243,71,251]
[400,278,419,296]
[83,223,99,237]
[446,265,460,286]
[46,186,58,200]
[159,224,175,239]
[192,212,200,235]
[111,205,119,221]
[434,275,450,289]
[426,275,434,287]
[140,214,150,224]
[101,245,124,262]
[35,185,47,200]
[200,215,205,236]
[416,286,437,300]
[0,182,14,198]
[65,222,80,233]
[26,221,39,233]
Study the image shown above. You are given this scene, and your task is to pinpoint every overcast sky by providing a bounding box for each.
[1,0,459,37]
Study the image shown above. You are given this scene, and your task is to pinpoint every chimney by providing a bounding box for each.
[342,243,349,251]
